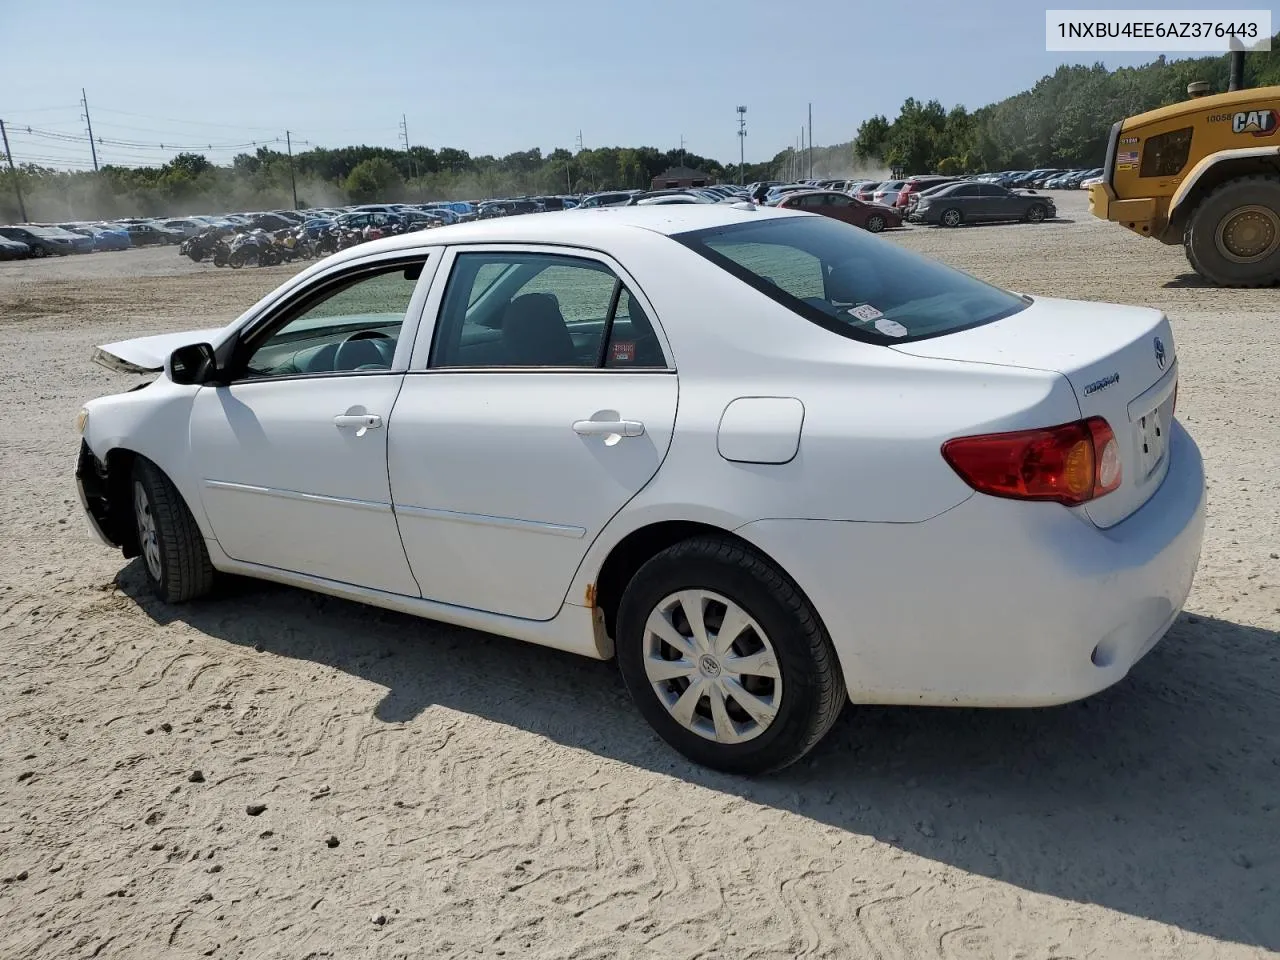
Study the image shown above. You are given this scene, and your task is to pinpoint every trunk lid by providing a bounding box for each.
[93,326,227,374]
[893,296,1177,528]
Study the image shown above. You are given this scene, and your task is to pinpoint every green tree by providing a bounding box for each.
[345,158,403,202]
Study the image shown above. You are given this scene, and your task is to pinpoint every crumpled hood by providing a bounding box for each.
[94,326,228,374]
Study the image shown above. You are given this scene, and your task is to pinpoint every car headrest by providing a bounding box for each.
[501,293,576,365]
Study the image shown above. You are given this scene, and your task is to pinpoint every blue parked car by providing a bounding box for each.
[69,226,132,251]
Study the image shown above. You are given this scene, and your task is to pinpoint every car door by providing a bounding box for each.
[975,184,1013,220]
[188,253,437,595]
[388,245,678,621]
[820,193,861,225]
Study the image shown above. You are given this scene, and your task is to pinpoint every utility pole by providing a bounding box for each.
[81,88,99,172]
[285,130,298,209]
[0,120,28,222]
[808,102,813,179]
[736,106,747,185]
[399,114,417,196]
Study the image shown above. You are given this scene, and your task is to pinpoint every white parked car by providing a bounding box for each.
[76,205,1205,774]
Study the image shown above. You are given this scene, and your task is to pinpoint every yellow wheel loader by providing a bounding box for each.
[1090,62,1280,287]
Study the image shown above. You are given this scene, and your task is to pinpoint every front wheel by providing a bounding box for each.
[131,458,214,603]
[939,207,963,227]
[1184,175,1280,287]
[228,249,246,268]
[32,245,48,258]
[864,214,886,233]
[1024,203,1047,223]
[616,536,846,774]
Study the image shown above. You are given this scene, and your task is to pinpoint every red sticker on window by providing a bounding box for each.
[610,341,636,362]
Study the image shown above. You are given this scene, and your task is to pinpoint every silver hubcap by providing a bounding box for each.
[1216,205,1280,263]
[1028,206,1044,221]
[134,481,162,581]
[642,590,782,744]
[943,210,960,226]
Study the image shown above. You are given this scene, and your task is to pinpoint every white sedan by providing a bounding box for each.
[76,204,1206,774]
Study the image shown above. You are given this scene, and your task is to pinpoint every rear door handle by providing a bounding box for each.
[334,414,383,437]
[572,419,645,438]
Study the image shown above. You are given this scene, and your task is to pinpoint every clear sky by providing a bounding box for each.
[0,0,1249,170]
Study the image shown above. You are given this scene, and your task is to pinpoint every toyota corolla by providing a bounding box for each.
[75,204,1205,774]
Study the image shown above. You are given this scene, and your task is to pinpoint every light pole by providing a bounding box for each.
[736,106,747,185]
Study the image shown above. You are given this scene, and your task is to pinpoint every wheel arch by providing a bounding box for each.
[80,445,142,557]
[1166,148,1280,240]
[591,519,826,648]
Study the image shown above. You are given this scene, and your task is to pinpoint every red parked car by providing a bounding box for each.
[774,190,903,233]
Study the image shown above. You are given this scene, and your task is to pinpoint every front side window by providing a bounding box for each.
[676,216,1026,343]
[1140,127,1194,178]
[237,260,425,379]
[429,252,666,369]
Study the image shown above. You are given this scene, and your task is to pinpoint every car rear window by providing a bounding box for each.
[673,215,1028,344]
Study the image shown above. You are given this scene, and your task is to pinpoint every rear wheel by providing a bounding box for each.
[228,249,246,268]
[131,458,214,603]
[865,214,886,233]
[940,207,963,228]
[616,536,846,774]
[1184,175,1280,287]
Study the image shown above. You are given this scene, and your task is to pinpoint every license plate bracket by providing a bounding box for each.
[1136,402,1168,481]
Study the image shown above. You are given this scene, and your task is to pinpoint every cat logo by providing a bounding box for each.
[1231,109,1280,136]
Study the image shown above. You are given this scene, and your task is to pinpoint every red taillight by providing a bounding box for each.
[942,417,1122,506]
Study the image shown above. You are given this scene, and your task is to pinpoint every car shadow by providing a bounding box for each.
[118,561,1280,951]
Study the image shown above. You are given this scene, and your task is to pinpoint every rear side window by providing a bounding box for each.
[675,215,1027,344]
[1140,127,1193,178]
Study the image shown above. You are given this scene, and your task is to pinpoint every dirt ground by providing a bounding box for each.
[1,192,1278,960]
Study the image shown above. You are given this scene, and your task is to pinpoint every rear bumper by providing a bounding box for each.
[737,420,1206,707]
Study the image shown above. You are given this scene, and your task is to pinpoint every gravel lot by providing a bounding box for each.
[1,191,1278,960]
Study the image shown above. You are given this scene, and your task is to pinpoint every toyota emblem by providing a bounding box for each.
[1154,336,1166,371]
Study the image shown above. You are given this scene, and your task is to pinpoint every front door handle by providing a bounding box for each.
[572,419,645,438]
[334,413,383,437]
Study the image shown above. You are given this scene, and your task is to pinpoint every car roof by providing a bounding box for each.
[318,204,804,263]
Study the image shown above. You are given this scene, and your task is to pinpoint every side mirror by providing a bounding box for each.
[169,342,218,386]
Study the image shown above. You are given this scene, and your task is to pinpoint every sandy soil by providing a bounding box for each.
[1,192,1278,960]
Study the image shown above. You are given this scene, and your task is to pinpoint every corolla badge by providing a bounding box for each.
[1154,336,1167,371]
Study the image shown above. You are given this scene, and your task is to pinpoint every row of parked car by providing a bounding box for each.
[0,200,486,261]
[0,166,1097,262]
[974,167,1105,190]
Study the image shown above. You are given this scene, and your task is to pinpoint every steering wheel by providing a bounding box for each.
[333,330,395,371]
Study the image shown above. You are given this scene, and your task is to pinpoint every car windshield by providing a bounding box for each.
[673,215,1028,344]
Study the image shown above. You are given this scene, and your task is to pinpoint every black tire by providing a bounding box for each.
[32,245,48,258]
[616,536,846,775]
[213,250,228,268]
[1183,174,1280,287]
[865,214,886,233]
[1024,203,1048,223]
[131,458,215,603]
[939,207,963,228]
[228,249,246,269]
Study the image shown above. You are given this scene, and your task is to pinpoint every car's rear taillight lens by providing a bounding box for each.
[942,417,1121,506]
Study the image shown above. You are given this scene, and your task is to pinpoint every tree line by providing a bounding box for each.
[854,41,1280,175]
[4,41,1279,222]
